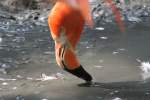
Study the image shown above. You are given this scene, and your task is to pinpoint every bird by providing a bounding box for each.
[48,0,93,84]
[48,0,125,85]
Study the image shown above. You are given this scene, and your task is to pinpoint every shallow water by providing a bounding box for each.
[0,9,150,100]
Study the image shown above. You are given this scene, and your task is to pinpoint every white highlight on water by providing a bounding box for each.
[94,65,104,69]
[112,97,122,100]
[2,82,8,85]
[0,78,17,81]
[112,48,126,55]
[100,37,108,40]
[12,87,17,90]
[95,27,105,31]
[41,99,48,100]
[113,51,119,55]
[0,37,2,42]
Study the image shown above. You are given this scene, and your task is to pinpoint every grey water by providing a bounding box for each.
[1,5,150,100]
[0,16,53,71]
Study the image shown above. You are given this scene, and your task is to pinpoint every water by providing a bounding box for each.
[0,2,150,100]
[0,11,54,74]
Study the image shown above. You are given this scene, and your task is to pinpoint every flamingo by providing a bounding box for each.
[48,0,125,84]
[48,0,93,84]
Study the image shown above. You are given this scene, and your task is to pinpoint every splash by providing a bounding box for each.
[140,62,150,73]
[35,73,65,81]
[137,59,150,80]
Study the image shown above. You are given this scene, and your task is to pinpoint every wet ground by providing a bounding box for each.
[1,8,150,100]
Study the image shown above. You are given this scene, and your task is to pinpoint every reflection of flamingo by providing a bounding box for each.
[48,0,93,84]
[105,0,125,32]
